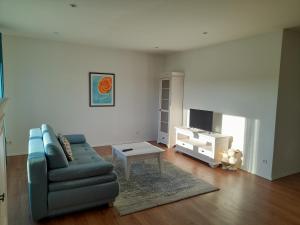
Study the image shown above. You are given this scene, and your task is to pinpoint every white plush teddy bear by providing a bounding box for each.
[221,149,243,170]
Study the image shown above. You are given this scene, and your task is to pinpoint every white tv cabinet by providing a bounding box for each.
[175,127,231,167]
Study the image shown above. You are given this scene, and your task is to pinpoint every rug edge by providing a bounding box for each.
[117,187,219,216]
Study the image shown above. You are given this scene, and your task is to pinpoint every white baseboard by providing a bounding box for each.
[7,152,27,157]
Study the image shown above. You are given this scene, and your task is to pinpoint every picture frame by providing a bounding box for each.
[89,72,115,107]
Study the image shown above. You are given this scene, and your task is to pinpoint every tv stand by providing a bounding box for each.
[175,127,231,167]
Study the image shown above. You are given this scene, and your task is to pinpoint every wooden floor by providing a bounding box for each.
[7,143,300,225]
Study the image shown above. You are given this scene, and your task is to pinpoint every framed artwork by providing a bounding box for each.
[89,72,115,107]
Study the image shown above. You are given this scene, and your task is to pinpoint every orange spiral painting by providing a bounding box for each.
[98,76,112,94]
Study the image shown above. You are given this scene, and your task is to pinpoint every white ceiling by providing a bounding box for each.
[1,0,300,53]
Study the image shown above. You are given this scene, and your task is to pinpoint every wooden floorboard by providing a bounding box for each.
[7,143,300,225]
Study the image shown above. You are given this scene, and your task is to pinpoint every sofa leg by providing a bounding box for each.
[108,201,114,207]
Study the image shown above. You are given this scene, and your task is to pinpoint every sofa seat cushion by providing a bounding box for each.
[70,143,101,156]
[48,151,113,182]
[49,172,117,191]
[72,152,101,164]
[64,134,86,144]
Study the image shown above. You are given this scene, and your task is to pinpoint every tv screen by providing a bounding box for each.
[189,109,213,132]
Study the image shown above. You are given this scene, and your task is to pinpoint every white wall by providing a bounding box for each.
[165,32,283,180]
[272,29,300,179]
[3,35,164,155]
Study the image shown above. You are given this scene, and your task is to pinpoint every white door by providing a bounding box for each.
[158,78,170,145]
[0,119,7,225]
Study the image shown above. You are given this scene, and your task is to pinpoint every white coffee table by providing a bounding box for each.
[112,142,164,180]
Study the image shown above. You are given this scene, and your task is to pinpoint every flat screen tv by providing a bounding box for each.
[189,109,213,132]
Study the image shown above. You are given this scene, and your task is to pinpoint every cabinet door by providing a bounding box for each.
[158,79,170,145]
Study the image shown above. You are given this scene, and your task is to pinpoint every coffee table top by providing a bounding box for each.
[112,142,164,157]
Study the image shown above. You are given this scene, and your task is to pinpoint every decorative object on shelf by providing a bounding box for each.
[89,72,115,107]
[221,149,243,170]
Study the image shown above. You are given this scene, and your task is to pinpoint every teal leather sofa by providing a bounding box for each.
[27,124,119,220]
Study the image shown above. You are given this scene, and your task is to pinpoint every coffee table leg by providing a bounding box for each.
[125,159,131,181]
[112,148,118,165]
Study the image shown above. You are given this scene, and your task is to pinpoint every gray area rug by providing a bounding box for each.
[105,156,219,216]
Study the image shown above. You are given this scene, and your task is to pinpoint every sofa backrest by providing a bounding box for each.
[41,123,54,134]
[27,128,48,220]
[42,124,68,170]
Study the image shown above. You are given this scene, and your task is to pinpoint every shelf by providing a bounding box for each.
[179,138,212,151]
[176,126,230,138]
[175,127,231,166]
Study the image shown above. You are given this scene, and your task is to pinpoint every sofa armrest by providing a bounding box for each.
[64,134,86,144]
[48,161,114,182]
[27,151,48,220]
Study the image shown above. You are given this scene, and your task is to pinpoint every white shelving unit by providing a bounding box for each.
[157,72,184,148]
[175,126,231,167]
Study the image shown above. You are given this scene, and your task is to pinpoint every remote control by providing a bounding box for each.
[122,148,133,152]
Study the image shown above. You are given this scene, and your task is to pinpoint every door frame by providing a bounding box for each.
[0,98,8,225]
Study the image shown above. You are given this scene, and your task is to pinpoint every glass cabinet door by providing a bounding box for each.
[160,79,169,134]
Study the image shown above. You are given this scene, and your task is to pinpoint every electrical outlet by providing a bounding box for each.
[262,159,267,164]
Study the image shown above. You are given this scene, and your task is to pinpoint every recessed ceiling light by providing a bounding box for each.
[70,3,77,8]
[203,32,208,35]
